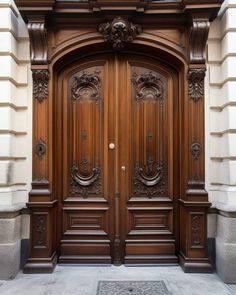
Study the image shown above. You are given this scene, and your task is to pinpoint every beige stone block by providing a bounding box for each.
[207,213,217,238]
[0,239,20,280]
[217,214,236,242]
[0,215,21,243]
[216,237,236,283]
[21,213,30,239]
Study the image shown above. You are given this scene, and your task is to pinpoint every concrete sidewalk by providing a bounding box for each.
[0,265,235,295]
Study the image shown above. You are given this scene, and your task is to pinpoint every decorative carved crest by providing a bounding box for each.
[98,17,142,50]
[35,138,46,158]
[32,69,49,103]
[188,69,205,102]
[132,71,165,102]
[133,160,165,198]
[70,162,101,198]
[191,142,201,160]
[71,70,102,102]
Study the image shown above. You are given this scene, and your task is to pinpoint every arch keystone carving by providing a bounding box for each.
[98,17,142,50]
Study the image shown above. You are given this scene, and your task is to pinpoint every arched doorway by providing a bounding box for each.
[14,0,223,274]
[54,52,180,264]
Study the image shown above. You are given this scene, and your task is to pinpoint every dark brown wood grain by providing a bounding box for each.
[14,0,223,273]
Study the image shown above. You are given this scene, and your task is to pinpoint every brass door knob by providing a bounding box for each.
[109,143,115,150]
[121,166,126,171]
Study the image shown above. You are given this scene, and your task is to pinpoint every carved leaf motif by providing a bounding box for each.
[98,17,142,50]
[32,69,49,103]
[34,215,47,247]
[132,71,165,102]
[191,215,201,246]
[188,69,205,102]
[71,70,101,102]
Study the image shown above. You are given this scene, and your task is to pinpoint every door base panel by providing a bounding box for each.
[58,255,112,264]
[125,254,178,265]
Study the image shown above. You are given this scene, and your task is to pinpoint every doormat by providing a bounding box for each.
[97,281,170,295]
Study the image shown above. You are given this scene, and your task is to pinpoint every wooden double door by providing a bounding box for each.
[56,53,179,264]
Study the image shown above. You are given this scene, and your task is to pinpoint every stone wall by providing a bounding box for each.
[206,0,236,283]
[0,0,31,279]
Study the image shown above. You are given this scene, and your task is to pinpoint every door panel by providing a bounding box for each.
[58,54,178,264]
[59,60,113,263]
[118,57,177,264]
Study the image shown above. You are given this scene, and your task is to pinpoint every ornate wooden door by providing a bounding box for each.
[57,53,179,264]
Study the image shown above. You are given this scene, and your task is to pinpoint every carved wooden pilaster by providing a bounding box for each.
[24,13,57,274]
[179,12,212,272]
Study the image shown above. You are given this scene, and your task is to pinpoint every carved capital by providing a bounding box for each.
[32,69,49,103]
[189,19,210,64]
[28,18,48,65]
[98,17,142,50]
[188,68,205,102]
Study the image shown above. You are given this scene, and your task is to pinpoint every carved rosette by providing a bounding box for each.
[70,162,101,198]
[98,17,142,50]
[191,142,201,160]
[71,70,102,103]
[32,69,49,103]
[188,69,205,102]
[132,71,165,102]
[35,138,46,158]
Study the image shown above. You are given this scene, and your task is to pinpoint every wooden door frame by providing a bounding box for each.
[15,0,223,274]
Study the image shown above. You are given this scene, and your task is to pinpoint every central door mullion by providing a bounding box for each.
[113,53,122,265]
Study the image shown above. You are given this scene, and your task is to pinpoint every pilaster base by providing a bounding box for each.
[179,252,213,273]
[23,251,57,274]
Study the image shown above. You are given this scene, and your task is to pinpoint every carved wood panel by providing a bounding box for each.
[67,67,104,200]
[131,68,167,199]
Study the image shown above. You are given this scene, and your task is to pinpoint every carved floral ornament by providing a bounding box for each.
[98,17,142,50]
[32,69,49,103]
[188,68,205,102]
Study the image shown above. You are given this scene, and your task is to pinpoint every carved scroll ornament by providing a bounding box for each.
[188,69,205,102]
[71,70,102,102]
[189,20,210,64]
[32,69,49,103]
[132,71,165,102]
[99,17,142,50]
[134,160,165,198]
[70,162,101,198]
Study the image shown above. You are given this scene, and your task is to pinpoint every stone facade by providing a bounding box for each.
[0,0,31,280]
[206,0,236,283]
[0,0,236,283]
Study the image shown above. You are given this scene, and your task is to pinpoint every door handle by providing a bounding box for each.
[121,166,126,171]
[109,143,115,150]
